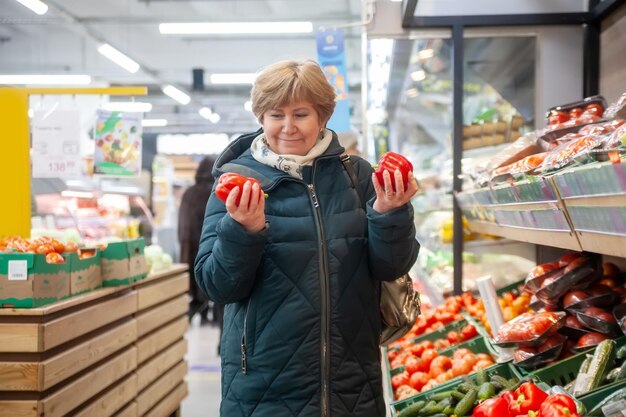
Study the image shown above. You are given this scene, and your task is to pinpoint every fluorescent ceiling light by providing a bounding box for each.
[142,119,168,127]
[410,70,426,82]
[209,113,221,124]
[159,21,313,35]
[210,73,256,85]
[103,102,152,112]
[244,101,252,111]
[162,85,191,105]
[97,44,140,73]
[15,0,48,15]
[198,107,213,120]
[0,74,91,85]
[417,48,434,60]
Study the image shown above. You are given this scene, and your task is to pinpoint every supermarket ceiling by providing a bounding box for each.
[0,0,364,135]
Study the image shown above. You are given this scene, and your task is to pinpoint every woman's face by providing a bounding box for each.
[261,101,324,156]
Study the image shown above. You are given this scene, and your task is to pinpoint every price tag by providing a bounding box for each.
[602,399,626,417]
[32,110,82,178]
[8,260,28,281]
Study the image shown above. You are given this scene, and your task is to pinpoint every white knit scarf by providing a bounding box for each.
[250,129,333,179]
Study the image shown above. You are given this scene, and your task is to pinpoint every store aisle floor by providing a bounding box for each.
[182,316,222,417]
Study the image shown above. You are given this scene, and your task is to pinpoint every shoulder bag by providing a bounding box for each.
[339,154,421,346]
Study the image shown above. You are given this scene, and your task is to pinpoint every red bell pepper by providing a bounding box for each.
[539,394,580,417]
[374,151,413,192]
[473,396,512,417]
[215,173,264,205]
[509,382,548,415]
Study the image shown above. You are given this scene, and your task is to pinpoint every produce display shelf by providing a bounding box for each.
[391,362,521,416]
[467,220,582,252]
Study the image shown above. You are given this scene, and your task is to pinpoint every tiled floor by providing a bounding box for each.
[181,316,222,417]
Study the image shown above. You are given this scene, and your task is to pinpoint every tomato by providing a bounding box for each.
[46,252,65,264]
[394,384,418,401]
[408,371,429,391]
[452,348,473,361]
[387,349,399,362]
[568,107,583,120]
[391,371,410,390]
[558,252,583,268]
[563,290,589,308]
[36,244,55,255]
[404,356,424,375]
[64,241,79,252]
[433,339,450,351]
[429,355,453,378]
[420,349,438,369]
[565,315,584,329]
[549,110,569,125]
[446,331,462,345]
[564,256,590,274]
[374,151,413,192]
[529,262,559,279]
[603,262,621,279]
[515,346,537,363]
[539,335,564,353]
[583,307,616,323]
[577,332,609,348]
[586,284,612,297]
[584,103,604,116]
[460,324,478,341]
[474,359,494,370]
[598,278,619,289]
[451,358,473,377]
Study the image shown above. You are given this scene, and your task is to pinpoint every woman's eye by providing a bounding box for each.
[296,113,308,118]
[270,113,283,118]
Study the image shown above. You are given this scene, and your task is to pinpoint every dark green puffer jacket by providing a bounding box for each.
[194,129,419,417]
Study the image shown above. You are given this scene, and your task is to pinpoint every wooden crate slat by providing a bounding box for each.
[113,401,138,417]
[136,295,187,338]
[136,316,188,365]
[142,382,188,417]
[137,361,187,416]
[137,339,187,392]
[73,373,137,417]
[0,361,39,391]
[41,319,137,391]
[137,273,189,311]
[42,291,137,351]
[0,400,39,417]
[0,323,40,353]
[41,347,137,417]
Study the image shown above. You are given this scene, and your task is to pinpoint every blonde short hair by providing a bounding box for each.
[251,60,336,125]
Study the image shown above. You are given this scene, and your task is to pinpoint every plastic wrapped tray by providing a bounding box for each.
[564,286,619,311]
[492,311,566,348]
[514,334,567,370]
[535,258,598,302]
[576,309,621,336]
[524,262,561,294]
[613,303,626,336]
[559,314,593,339]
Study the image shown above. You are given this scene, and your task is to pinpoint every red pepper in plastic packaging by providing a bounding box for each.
[374,151,413,191]
[539,394,580,417]
[472,396,512,417]
[215,173,264,205]
[509,382,549,415]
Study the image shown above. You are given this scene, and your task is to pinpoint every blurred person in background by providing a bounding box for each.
[178,155,224,335]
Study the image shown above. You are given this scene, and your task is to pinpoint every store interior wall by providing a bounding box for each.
[600,1,626,104]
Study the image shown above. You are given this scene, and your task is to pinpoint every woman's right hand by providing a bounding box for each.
[225,181,266,233]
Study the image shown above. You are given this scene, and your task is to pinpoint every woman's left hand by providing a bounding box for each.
[372,169,419,214]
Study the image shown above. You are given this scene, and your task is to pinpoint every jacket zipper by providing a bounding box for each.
[307,181,330,417]
[241,298,250,374]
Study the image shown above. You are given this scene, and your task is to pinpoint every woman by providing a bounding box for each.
[195,60,419,417]
[178,156,220,327]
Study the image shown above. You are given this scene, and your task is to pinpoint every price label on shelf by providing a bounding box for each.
[32,110,82,178]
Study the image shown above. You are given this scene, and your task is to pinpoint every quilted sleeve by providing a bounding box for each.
[352,157,420,281]
[193,192,268,304]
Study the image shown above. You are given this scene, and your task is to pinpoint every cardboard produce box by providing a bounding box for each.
[0,252,70,308]
[101,238,147,287]
[67,248,102,296]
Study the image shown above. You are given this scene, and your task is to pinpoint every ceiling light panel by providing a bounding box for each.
[15,0,48,15]
[142,119,168,127]
[210,73,257,85]
[98,44,140,73]
[162,85,191,105]
[103,102,152,112]
[159,21,313,35]
[0,74,91,85]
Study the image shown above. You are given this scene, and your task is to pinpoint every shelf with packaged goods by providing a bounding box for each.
[459,158,626,258]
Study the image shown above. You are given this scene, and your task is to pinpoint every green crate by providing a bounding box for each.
[391,362,521,416]
[525,336,626,389]
[579,378,626,413]
[411,319,469,345]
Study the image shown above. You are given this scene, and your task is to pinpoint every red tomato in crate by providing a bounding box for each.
[46,252,65,264]
[391,371,410,390]
[446,331,462,345]
[577,332,609,348]
[409,372,429,391]
[568,107,583,120]
[461,324,478,340]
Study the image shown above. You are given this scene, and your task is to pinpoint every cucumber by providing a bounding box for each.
[453,389,477,417]
[429,391,453,402]
[475,369,489,385]
[616,344,626,360]
[418,403,445,416]
[575,339,616,396]
[442,406,455,415]
[397,401,426,417]
[477,382,495,400]
[614,360,626,382]
[606,367,621,382]
[456,383,477,393]
[490,375,517,391]
[578,354,593,375]
[450,391,466,401]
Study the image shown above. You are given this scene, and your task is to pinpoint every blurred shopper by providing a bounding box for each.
[178,156,223,334]
[195,60,420,417]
